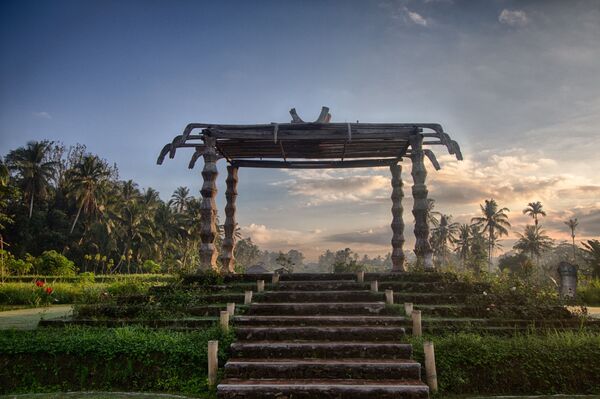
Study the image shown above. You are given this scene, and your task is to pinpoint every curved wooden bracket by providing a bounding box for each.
[157,144,170,165]
[289,106,331,123]
[423,150,441,171]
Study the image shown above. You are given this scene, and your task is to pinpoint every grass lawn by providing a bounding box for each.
[0,304,72,329]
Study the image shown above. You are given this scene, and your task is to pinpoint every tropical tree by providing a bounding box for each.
[171,186,190,213]
[431,214,459,266]
[564,218,578,262]
[523,201,546,227]
[65,155,111,234]
[513,225,554,266]
[471,199,511,272]
[5,141,58,218]
[426,198,441,228]
[454,224,471,263]
[582,240,600,279]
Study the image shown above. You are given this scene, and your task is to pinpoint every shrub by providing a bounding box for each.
[142,260,161,274]
[579,278,600,306]
[33,250,77,276]
[410,331,600,395]
[0,326,234,395]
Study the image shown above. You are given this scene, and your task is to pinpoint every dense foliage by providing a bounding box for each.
[0,326,234,395]
[411,332,600,395]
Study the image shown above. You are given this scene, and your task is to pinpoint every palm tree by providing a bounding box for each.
[454,224,472,264]
[170,186,190,213]
[431,214,459,266]
[426,199,441,228]
[582,240,600,278]
[564,218,578,262]
[523,201,546,227]
[5,141,58,218]
[0,160,9,187]
[65,155,111,234]
[472,199,511,272]
[513,225,554,266]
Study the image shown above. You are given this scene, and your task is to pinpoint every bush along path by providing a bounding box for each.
[217,273,429,399]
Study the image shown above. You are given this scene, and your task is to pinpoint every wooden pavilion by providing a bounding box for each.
[157,107,462,273]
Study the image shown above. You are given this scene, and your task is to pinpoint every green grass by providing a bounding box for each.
[0,305,72,330]
[0,393,196,398]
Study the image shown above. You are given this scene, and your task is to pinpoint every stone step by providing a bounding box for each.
[224,358,421,380]
[230,341,413,359]
[234,315,407,327]
[245,302,386,316]
[236,326,406,341]
[258,290,381,303]
[217,379,429,399]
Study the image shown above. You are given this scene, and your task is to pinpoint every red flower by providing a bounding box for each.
[35,280,45,287]
[45,287,53,295]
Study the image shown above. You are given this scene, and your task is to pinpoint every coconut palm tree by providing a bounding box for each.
[426,198,441,228]
[513,225,554,267]
[5,141,58,218]
[454,224,472,264]
[471,199,511,272]
[170,186,190,213]
[564,218,578,262]
[431,214,459,266]
[523,201,546,227]
[582,240,600,278]
[65,155,111,234]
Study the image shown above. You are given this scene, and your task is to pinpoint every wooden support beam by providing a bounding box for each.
[390,163,406,272]
[198,136,219,272]
[409,134,434,271]
[219,166,238,273]
[231,159,401,169]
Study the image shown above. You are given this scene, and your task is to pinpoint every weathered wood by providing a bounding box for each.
[198,136,219,272]
[231,159,401,169]
[208,340,218,386]
[410,134,434,271]
[220,310,230,332]
[219,166,238,273]
[390,163,406,272]
[356,271,364,283]
[424,341,438,393]
[412,310,422,337]
[227,302,236,316]
[370,280,378,293]
[404,302,414,317]
[385,289,394,305]
[244,290,253,304]
[257,280,265,292]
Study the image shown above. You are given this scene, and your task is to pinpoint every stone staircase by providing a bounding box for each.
[217,274,429,399]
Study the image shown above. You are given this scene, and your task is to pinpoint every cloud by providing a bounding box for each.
[498,9,529,27]
[272,170,389,206]
[406,9,428,27]
[32,111,52,119]
[324,226,392,246]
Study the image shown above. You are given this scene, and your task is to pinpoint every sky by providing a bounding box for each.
[1,0,599,261]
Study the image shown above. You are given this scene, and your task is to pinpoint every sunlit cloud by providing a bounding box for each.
[32,111,52,119]
[498,9,529,27]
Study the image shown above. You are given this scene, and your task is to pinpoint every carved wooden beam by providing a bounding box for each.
[409,134,434,271]
[231,159,400,169]
[198,136,219,272]
[390,163,406,272]
[289,106,331,124]
[220,166,238,274]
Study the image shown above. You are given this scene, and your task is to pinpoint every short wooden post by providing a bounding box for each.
[257,280,265,292]
[424,341,438,393]
[370,280,378,293]
[272,273,279,284]
[220,310,230,332]
[244,290,253,305]
[404,302,414,317]
[227,302,235,316]
[412,310,422,337]
[385,289,394,305]
[208,340,218,386]
[356,271,364,283]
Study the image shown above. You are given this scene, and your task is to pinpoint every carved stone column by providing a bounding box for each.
[220,165,238,273]
[390,163,406,272]
[198,136,218,272]
[409,134,434,270]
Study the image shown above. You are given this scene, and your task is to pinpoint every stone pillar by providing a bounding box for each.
[220,165,238,273]
[390,163,406,272]
[409,134,434,271]
[198,136,218,272]
[558,261,577,299]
